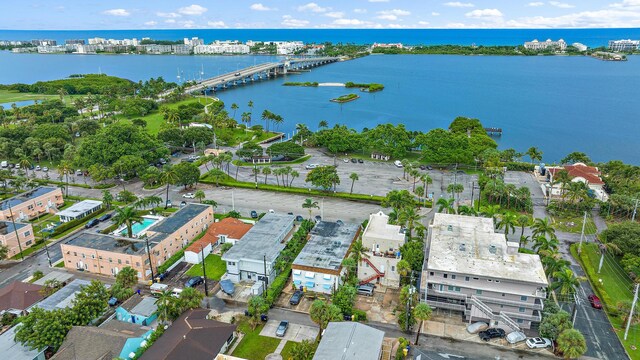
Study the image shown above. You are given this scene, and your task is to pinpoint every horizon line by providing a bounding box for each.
[2,27,640,31]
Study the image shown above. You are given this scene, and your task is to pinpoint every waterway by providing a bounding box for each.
[0,51,638,164]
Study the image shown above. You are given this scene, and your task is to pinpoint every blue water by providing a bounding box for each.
[0,99,35,108]
[2,29,640,48]
[120,217,158,236]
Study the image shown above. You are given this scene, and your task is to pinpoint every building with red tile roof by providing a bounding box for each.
[544,162,608,201]
[184,218,252,264]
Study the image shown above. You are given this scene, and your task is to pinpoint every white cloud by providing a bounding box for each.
[178,4,208,15]
[511,9,640,27]
[379,9,411,16]
[332,18,372,26]
[610,0,640,8]
[446,22,467,27]
[432,12,441,16]
[443,2,474,7]
[281,15,309,27]
[548,1,575,8]
[377,14,398,20]
[418,21,430,25]
[207,21,227,28]
[144,21,157,26]
[465,9,504,18]
[250,3,274,11]
[165,19,176,24]
[297,3,328,12]
[353,8,367,14]
[325,12,344,18]
[181,20,196,28]
[157,12,181,18]
[103,9,130,16]
[527,2,544,6]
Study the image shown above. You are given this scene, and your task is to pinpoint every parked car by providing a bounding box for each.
[0,161,6,168]
[84,219,100,229]
[295,215,304,222]
[166,200,172,207]
[185,276,203,288]
[358,159,364,164]
[155,272,169,282]
[506,331,527,344]
[287,212,294,215]
[15,164,20,169]
[360,282,375,289]
[269,209,275,213]
[336,219,344,226]
[350,158,357,163]
[526,337,552,349]
[42,166,49,172]
[108,297,119,306]
[76,169,83,176]
[466,321,488,334]
[182,193,195,199]
[35,165,41,171]
[305,164,319,170]
[314,215,322,223]
[250,210,258,218]
[159,158,167,164]
[479,328,506,341]
[180,201,187,207]
[419,165,427,170]
[289,290,304,305]
[150,283,169,296]
[588,294,602,309]
[343,158,349,163]
[356,285,374,296]
[394,160,403,168]
[276,321,289,337]
[426,165,433,170]
[98,213,112,222]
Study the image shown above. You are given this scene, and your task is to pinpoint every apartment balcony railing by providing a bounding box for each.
[475,295,543,310]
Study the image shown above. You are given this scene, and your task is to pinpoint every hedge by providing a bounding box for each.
[51,207,106,237]
[506,162,535,172]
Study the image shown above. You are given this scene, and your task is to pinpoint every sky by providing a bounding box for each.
[3,0,640,30]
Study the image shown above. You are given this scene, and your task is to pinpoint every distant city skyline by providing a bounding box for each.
[3,0,640,30]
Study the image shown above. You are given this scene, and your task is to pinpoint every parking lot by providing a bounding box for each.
[259,320,318,342]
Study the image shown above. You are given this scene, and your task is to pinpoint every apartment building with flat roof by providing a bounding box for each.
[0,187,63,221]
[358,211,405,288]
[421,213,548,331]
[0,221,35,258]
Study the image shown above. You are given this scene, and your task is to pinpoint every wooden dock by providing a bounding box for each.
[485,127,502,136]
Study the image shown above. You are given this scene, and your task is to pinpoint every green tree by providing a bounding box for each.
[0,244,9,260]
[436,197,455,214]
[247,295,269,329]
[533,235,560,254]
[332,285,356,316]
[601,221,640,256]
[382,190,415,212]
[349,172,359,194]
[400,241,424,272]
[497,212,517,241]
[179,287,204,310]
[550,268,581,297]
[230,103,239,119]
[309,300,342,339]
[173,162,200,189]
[446,183,464,205]
[302,198,319,219]
[206,168,227,187]
[539,310,572,340]
[414,303,433,345]
[516,214,531,245]
[532,218,557,240]
[113,206,143,238]
[398,285,419,331]
[557,329,587,359]
[115,266,138,288]
[262,166,272,184]
[397,207,422,239]
[305,165,340,191]
[560,152,591,165]
[349,239,368,272]
[318,120,328,129]
[194,189,206,203]
[156,290,178,323]
[286,339,316,360]
[526,146,543,163]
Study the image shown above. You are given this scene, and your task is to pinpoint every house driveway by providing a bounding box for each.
[260,320,318,342]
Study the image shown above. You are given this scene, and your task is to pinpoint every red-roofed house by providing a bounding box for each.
[545,162,608,201]
[184,218,253,264]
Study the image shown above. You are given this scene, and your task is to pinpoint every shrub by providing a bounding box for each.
[352,309,367,322]
[51,208,105,237]
[32,270,44,281]
[220,243,233,255]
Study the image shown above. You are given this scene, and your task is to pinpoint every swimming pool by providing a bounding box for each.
[118,216,162,237]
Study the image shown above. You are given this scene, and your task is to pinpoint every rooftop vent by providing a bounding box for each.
[459,243,466,252]
[447,225,453,232]
[488,245,497,254]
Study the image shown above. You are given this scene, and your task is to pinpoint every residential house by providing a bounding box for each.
[543,162,608,201]
[51,324,152,360]
[292,221,360,294]
[0,281,44,316]
[56,200,102,223]
[184,218,253,264]
[0,221,35,258]
[0,326,46,360]
[0,187,63,221]
[421,213,548,331]
[115,296,158,326]
[139,308,237,360]
[222,213,294,284]
[33,279,91,311]
[313,322,385,360]
[61,204,214,280]
[358,211,405,288]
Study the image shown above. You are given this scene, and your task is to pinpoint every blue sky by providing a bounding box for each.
[4,0,640,29]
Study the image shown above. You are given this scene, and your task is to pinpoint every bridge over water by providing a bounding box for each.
[179,57,341,95]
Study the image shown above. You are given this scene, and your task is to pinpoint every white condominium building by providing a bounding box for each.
[524,39,567,51]
[194,44,250,54]
[608,39,640,52]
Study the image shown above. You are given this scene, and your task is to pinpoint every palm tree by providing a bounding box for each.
[533,235,559,254]
[497,212,517,241]
[597,242,621,273]
[526,146,543,164]
[566,181,588,205]
[160,167,178,209]
[542,254,570,279]
[516,214,531,243]
[156,289,175,324]
[457,205,477,216]
[262,167,272,184]
[230,103,239,119]
[166,109,181,127]
[436,197,455,214]
[102,190,113,210]
[447,183,464,206]
[349,173,359,194]
[58,161,72,196]
[207,169,226,187]
[398,207,422,238]
[349,239,369,268]
[556,329,587,360]
[318,120,328,130]
[113,206,143,238]
[302,198,319,219]
[261,109,272,132]
[532,217,557,240]
[241,112,251,129]
[57,88,68,103]
[550,268,581,297]
[194,190,206,203]
[289,170,299,187]
[272,114,284,131]
[414,303,433,345]
[19,157,31,177]
[553,170,572,205]
[420,174,432,204]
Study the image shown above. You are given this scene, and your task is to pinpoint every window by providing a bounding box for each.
[81,254,85,259]
[521,296,528,301]
[429,272,434,276]
[519,307,526,313]
[487,279,493,282]
[465,276,470,282]
[439,284,444,291]
[476,290,483,295]
[391,266,395,272]
[502,293,505,297]
[323,274,331,280]
[447,286,461,292]
[293,270,301,275]
[451,275,456,280]
[24,231,31,237]
[91,254,95,259]
[136,262,140,267]
[126,260,130,265]
[443,274,448,279]
[109,258,112,263]
[27,205,34,210]
[517,319,524,324]
[305,272,315,279]
[118,259,122,264]
[448,285,454,291]
[73,252,77,256]
[495,280,500,283]
[25,240,32,246]
[37,202,42,206]
[473,277,479,280]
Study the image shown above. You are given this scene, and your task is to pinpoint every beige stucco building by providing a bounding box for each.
[61,204,214,280]
[421,213,548,331]
[0,221,35,258]
[0,187,64,222]
[358,211,405,288]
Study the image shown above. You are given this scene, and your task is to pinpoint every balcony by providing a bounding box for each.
[425,300,466,312]
[372,250,400,259]
[475,295,543,310]
[503,311,542,322]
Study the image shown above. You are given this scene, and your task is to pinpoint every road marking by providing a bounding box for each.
[438,353,465,359]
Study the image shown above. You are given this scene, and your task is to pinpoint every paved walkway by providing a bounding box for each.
[274,339,287,354]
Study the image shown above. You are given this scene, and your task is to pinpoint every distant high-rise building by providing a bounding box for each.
[608,39,640,52]
[65,39,85,45]
[524,38,567,51]
[31,39,56,46]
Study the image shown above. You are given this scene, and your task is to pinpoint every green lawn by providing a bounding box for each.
[185,254,226,280]
[553,214,597,235]
[0,90,81,104]
[571,243,640,359]
[231,321,281,360]
[280,340,317,360]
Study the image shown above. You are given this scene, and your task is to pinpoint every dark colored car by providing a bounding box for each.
[98,213,112,222]
[419,165,427,170]
[295,215,304,222]
[290,290,304,305]
[336,219,344,226]
[155,272,169,282]
[276,321,289,337]
[180,201,187,207]
[426,165,433,170]
[287,212,294,215]
[351,158,357,163]
[250,210,258,219]
[358,159,364,163]
[108,297,119,306]
[185,276,203,288]
[315,215,322,223]
[479,328,506,341]
[588,294,602,309]
[85,219,100,229]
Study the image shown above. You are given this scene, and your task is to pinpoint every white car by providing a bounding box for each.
[466,321,488,334]
[394,160,403,168]
[305,164,319,170]
[35,165,41,171]
[182,193,195,199]
[526,337,552,349]
[506,331,527,344]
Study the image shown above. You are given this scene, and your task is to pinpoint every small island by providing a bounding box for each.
[345,82,385,92]
[330,93,360,103]
[283,81,319,87]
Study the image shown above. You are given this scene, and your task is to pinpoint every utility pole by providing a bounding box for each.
[625,283,639,340]
[262,254,269,297]
[406,271,415,332]
[7,203,24,260]
[632,199,639,222]
[43,234,52,267]
[231,191,235,211]
[471,181,475,209]
[201,245,209,296]
[578,211,587,254]
[144,236,155,282]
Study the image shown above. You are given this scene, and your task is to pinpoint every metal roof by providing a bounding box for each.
[0,221,28,235]
[313,322,384,360]
[293,221,359,271]
[148,203,211,234]
[56,200,103,217]
[222,213,294,263]
[34,279,92,311]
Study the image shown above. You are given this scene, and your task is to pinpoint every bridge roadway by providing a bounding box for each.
[180,56,341,94]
